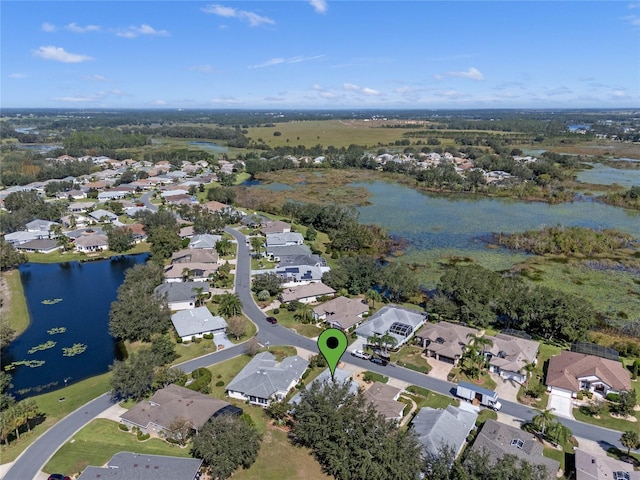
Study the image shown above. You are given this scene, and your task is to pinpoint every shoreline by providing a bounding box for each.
[1,269,30,338]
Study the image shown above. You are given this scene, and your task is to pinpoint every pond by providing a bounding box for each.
[189,141,229,153]
[576,163,640,188]
[1,254,149,399]
[350,181,640,284]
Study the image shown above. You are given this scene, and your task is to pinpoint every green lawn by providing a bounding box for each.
[405,385,459,410]
[43,419,192,477]
[268,308,324,338]
[363,371,389,384]
[391,345,432,374]
[0,373,112,464]
[3,268,30,335]
[543,447,570,480]
[572,407,640,434]
[517,343,562,409]
[25,242,150,264]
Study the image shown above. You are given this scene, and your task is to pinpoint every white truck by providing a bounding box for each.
[456,381,502,411]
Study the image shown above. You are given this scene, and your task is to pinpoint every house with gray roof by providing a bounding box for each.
[411,405,478,458]
[77,452,202,480]
[226,351,308,407]
[120,384,231,436]
[14,238,60,254]
[574,448,640,480]
[313,296,369,331]
[25,219,59,233]
[4,230,52,246]
[88,209,118,223]
[485,333,540,383]
[97,190,127,201]
[171,306,227,342]
[470,419,560,479]
[74,233,109,252]
[266,244,312,261]
[355,305,427,350]
[279,282,336,304]
[416,321,479,366]
[266,232,304,248]
[171,248,218,265]
[276,265,324,286]
[154,281,202,310]
[261,220,291,235]
[362,382,405,422]
[163,262,218,283]
[188,233,221,249]
[289,367,359,406]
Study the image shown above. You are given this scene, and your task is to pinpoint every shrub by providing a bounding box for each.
[577,392,584,400]
[137,432,150,441]
[273,308,280,314]
[203,333,214,340]
[215,380,224,387]
[257,290,270,301]
[176,337,183,344]
[606,393,620,403]
[118,423,129,431]
[187,367,213,393]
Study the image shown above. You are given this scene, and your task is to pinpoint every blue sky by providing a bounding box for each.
[2,1,639,109]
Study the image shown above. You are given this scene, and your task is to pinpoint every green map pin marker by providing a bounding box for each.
[317,328,348,380]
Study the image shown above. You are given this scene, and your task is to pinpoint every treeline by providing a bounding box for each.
[602,186,640,211]
[63,129,149,150]
[0,190,67,233]
[128,125,249,147]
[0,372,39,447]
[493,225,637,256]
[0,151,97,186]
[142,149,212,165]
[430,263,596,343]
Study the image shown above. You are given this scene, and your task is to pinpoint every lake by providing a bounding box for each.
[350,181,640,284]
[576,163,640,188]
[1,254,149,399]
[189,141,228,153]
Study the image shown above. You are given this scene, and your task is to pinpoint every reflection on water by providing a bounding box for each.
[576,163,640,188]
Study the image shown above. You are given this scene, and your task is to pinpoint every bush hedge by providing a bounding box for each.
[187,367,212,393]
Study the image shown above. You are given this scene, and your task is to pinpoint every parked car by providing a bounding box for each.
[369,357,388,366]
[48,475,71,480]
[265,316,277,325]
[350,350,371,360]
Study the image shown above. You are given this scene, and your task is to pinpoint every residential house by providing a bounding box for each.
[411,405,478,458]
[97,190,127,201]
[68,201,95,213]
[60,214,89,229]
[126,223,148,243]
[77,452,203,480]
[188,234,221,249]
[313,296,369,331]
[119,384,232,436]
[416,321,479,366]
[74,233,109,252]
[154,281,202,311]
[179,225,195,239]
[163,262,218,283]
[171,306,227,342]
[57,189,86,200]
[574,448,640,480]
[261,220,291,235]
[355,305,427,350]
[161,188,189,198]
[362,382,405,422]
[266,232,304,248]
[545,351,632,398]
[14,239,60,254]
[275,265,324,286]
[226,352,308,407]
[279,282,336,304]
[25,219,59,233]
[484,333,540,384]
[203,200,231,214]
[171,248,219,265]
[289,367,359,406]
[88,209,118,223]
[241,214,269,229]
[469,419,560,479]
[265,244,312,262]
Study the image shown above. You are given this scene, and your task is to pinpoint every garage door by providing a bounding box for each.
[551,387,573,398]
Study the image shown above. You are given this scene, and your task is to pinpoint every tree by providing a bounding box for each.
[531,408,556,437]
[150,334,178,366]
[168,416,194,446]
[0,238,27,271]
[109,349,156,401]
[191,414,262,479]
[250,236,264,256]
[295,303,314,324]
[244,337,260,356]
[620,430,640,459]
[252,272,282,296]
[379,262,419,302]
[265,399,289,424]
[148,226,182,261]
[216,238,233,257]
[617,390,637,417]
[226,315,246,340]
[218,293,242,318]
[0,319,16,351]
[364,289,382,309]
[107,226,135,253]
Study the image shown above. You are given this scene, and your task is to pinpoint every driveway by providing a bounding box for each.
[491,374,521,404]
[427,358,454,381]
[214,333,234,350]
[548,391,575,419]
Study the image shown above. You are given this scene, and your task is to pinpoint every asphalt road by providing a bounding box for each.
[4,227,630,480]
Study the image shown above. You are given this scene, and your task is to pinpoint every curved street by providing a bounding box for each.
[3,227,632,480]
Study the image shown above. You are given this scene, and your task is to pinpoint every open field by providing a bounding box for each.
[0,372,112,464]
[2,268,30,336]
[43,418,191,476]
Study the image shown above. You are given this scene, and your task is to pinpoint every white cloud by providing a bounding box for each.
[309,0,328,14]
[41,22,57,32]
[65,22,101,33]
[9,73,29,79]
[52,91,107,102]
[629,3,639,8]
[33,46,94,63]
[209,97,241,104]
[432,74,444,80]
[202,4,275,27]
[189,65,218,74]
[152,99,168,105]
[343,83,380,95]
[116,24,169,38]
[249,54,324,69]
[621,14,640,26]
[445,67,484,81]
[437,90,466,99]
[610,89,627,98]
[85,74,112,82]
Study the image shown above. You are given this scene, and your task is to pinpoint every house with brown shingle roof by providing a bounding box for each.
[416,321,479,366]
[279,282,336,304]
[119,384,231,436]
[362,382,405,423]
[484,333,540,384]
[261,220,291,235]
[574,448,640,480]
[545,351,632,398]
[313,296,369,331]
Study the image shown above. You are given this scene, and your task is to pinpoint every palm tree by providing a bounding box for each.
[367,334,383,351]
[380,332,398,354]
[465,333,493,373]
[532,408,556,437]
[250,236,264,256]
[194,287,208,307]
[216,238,233,257]
[20,398,38,433]
[218,293,242,318]
[364,289,382,309]
[548,421,571,445]
[523,361,537,387]
[621,430,640,460]
[295,303,314,324]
